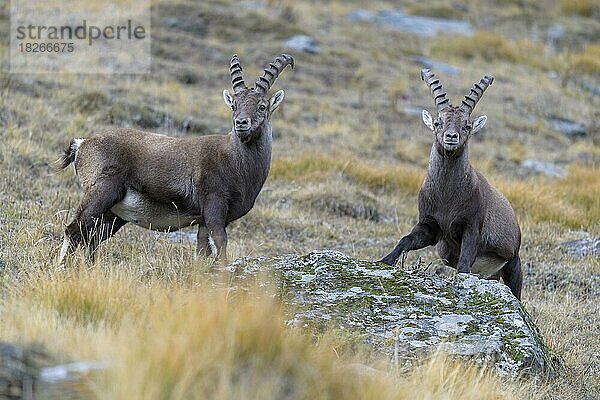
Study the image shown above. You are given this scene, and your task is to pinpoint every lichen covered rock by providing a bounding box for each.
[227,250,555,377]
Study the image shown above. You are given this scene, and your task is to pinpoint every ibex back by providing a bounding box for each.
[57,53,294,263]
[380,69,522,299]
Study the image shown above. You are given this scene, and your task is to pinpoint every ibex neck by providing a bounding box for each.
[231,122,273,178]
[426,142,473,186]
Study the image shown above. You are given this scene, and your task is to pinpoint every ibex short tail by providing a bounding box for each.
[56,138,84,171]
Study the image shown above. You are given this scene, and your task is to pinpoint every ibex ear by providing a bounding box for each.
[472,115,487,134]
[269,90,285,112]
[422,110,434,131]
[223,90,234,110]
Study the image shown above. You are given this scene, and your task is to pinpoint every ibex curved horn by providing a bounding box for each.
[461,75,494,114]
[230,54,247,94]
[255,54,294,94]
[421,69,450,112]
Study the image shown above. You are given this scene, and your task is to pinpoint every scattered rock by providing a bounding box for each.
[1,341,105,398]
[0,260,5,273]
[165,230,196,243]
[228,250,556,377]
[40,361,107,383]
[239,0,265,10]
[580,80,600,97]
[521,159,566,178]
[547,117,586,138]
[409,56,460,76]
[284,35,320,54]
[347,9,474,37]
[1,342,43,398]
[546,24,566,46]
[562,234,600,257]
[347,9,376,23]
[401,105,425,116]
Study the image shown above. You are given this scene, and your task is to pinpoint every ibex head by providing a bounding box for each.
[420,69,492,153]
[222,54,294,143]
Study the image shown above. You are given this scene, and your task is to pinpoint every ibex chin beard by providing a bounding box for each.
[237,129,253,143]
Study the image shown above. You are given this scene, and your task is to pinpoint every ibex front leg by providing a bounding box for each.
[203,196,228,260]
[456,226,480,274]
[379,220,439,266]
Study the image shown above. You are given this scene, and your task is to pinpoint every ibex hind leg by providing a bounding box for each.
[87,211,128,263]
[59,178,126,265]
[502,254,522,300]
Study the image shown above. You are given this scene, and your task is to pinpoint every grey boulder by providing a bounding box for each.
[228,250,556,377]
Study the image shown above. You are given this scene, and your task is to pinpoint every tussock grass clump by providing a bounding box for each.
[22,270,145,327]
[496,164,600,231]
[560,0,600,17]
[499,180,582,229]
[432,32,546,69]
[569,44,600,75]
[271,154,424,194]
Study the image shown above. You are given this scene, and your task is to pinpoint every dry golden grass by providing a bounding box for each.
[569,44,600,75]
[560,0,600,17]
[493,164,599,231]
[431,32,548,69]
[273,154,599,233]
[271,154,424,194]
[0,267,518,399]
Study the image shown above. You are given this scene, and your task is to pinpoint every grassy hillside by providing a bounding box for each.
[0,0,598,398]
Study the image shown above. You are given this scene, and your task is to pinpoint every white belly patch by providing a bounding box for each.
[471,255,507,278]
[111,190,200,231]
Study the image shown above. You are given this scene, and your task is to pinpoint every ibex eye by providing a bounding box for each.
[259,104,266,111]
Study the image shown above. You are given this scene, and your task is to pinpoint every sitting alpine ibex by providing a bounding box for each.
[380,69,522,299]
[57,53,294,263]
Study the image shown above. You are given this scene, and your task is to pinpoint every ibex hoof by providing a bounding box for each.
[378,256,396,266]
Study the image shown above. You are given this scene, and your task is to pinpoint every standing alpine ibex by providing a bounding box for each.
[57,53,294,263]
[380,69,522,299]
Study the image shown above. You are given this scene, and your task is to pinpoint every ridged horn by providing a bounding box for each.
[421,68,451,112]
[461,75,494,114]
[230,54,247,94]
[254,54,294,94]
